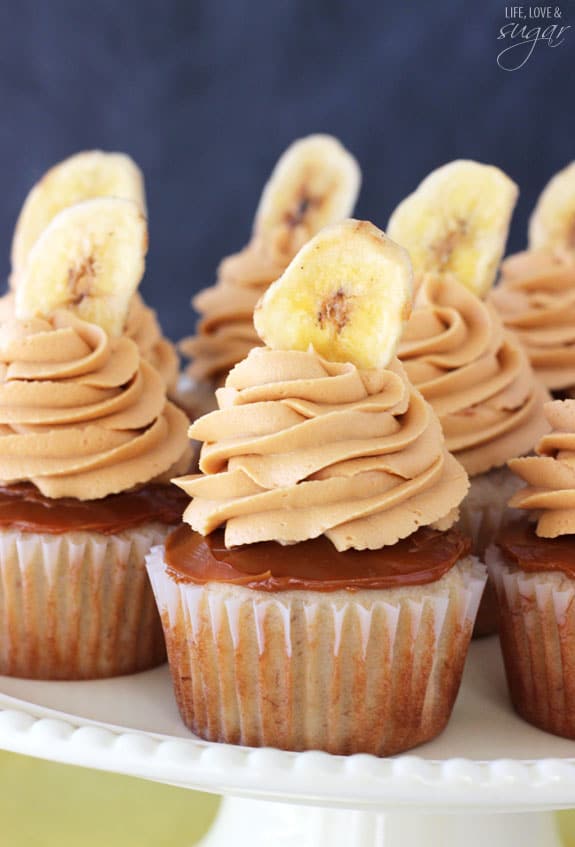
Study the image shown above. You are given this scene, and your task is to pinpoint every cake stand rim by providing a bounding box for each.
[2,691,575,811]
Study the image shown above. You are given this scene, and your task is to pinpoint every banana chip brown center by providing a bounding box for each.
[317,286,350,333]
[67,256,97,305]
[286,194,314,228]
[431,218,468,270]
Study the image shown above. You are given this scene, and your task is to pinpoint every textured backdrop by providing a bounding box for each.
[0,0,573,340]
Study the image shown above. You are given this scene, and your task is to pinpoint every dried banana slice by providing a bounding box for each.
[254,219,412,370]
[254,134,361,263]
[11,150,146,276]
[387,160,518,298]
[15,197,147,337]
[529,161,575,253]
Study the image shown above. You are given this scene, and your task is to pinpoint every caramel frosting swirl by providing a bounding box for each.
[398,274,550,477]
[180,242,286,384]
[490,250,575,392]
[175,347,469,551]
[0,290,179,394]
[0,311,190,499]
[125,293,179,393]
[509,400,575,537]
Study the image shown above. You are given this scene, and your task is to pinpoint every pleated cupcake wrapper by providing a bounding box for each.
[488,546,575,738]
[0,525,169,680]
[458,468,525,637]
[457,467,524,556]
[147,547,486,756]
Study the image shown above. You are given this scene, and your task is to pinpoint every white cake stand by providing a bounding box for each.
[0,638,573,847]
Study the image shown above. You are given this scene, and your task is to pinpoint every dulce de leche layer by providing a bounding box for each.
[497,520,575,577]
[165,524,471,592]
[0,482,188,535]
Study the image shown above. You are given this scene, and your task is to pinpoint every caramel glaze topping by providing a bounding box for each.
[165,524,471,592]
[498,519,575,576]
[0,482,188,535]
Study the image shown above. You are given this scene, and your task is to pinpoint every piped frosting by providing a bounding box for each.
[399,273,550,476]
[0,310,190,499]
[490,250,575,392]
[175,346,469,551]
[180,244,285,384]
[508,399,575,537]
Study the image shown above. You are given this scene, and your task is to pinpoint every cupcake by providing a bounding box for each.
[177,135,361,414]
[389,162,552,636]
[386,162,550,639]
[146,220,486,757]
[6,150,181,402]
[490,163,575,396]
[487,399,575,738]
[0,196,190,680]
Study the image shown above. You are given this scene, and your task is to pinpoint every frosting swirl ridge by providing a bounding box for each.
[175,347,469,551]
[508,399,575,537]
[490,250,575,391]
[180,242,286,384]
[1,290,179,394]
[125,293,179,393]
[0,310,190,499]
[398,274,550,476]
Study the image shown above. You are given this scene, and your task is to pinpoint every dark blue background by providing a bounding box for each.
[0,0,573,339]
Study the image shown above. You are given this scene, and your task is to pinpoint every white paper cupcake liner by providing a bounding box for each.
[487,544,575,738]
[458,467,525,637]
[0,523,171,680]
[147,547,486,756]
[457,466,524,556]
